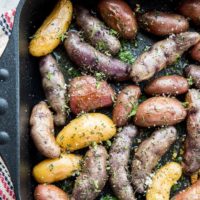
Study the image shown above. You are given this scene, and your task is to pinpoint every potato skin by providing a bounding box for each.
[112,85,141,127]
[34,184,70,200]
[109,125,138,200]
[131,32,200,82]
[40,55,67,126]
[185,65,200,89]
[191,42,200,62]
[179,0,200,25]
[131,126,177,193]
[98,0,137,39]
[146,162,182,200]
[56,113,116,151]
[64,31,130,81]
[30,101,61,158]
[32,154,82,183]
[183,89,200,174]
[134,97,187,127]
[76,6,121,55]
[171,179,200,200]
[69,76,115,114]
[72,145,108,200]
[139,11,189,36]
[144,75,189,96]
[29,0,73,57]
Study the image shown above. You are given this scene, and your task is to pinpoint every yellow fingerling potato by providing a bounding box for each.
[56,113,116,151]
[146,162,182,200]
[32,154,82,183]
[29,0,73,57]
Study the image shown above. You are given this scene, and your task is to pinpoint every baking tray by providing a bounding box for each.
[0,0,197,199]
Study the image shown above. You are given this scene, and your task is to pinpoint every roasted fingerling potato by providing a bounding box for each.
[138,11,189,36]
[56,113,116,151]
[29,0,73,57]
[98,0,138,39]
[30,101,61,158]
[34,184,70,200]
[32,154,82,183]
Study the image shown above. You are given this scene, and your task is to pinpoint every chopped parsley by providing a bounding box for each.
[100,195,118,200]
[187,76,194,86]
[128,103,138,118]
[118,49,135,64]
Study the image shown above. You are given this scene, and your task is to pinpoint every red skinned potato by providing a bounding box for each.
[185,65,200,89]
[98,0,137,39]
[179,0,200,25]
[30,101,61,158]
[134,97,187,127]
[138,11,189,36]
[69,76,115,114]
[112,85,141,127]
[171,179,200,200]
[144,75,189,96]
[34,184,70,200]
[191,42,200,62]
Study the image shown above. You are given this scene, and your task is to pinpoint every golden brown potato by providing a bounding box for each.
[171,179,200,200]
[144,75,189,96]
[134,97,187,127]
[179,0,200,25]
[30,101,61,158]
[98,0,137,39]
[69,76,115,114]
[29,0,73,57]
[34,184,70,200]
[112,85,141,127]
[138,11,189,36]
[191,42,200,62]
[32,154,82,183]
[146,162,182,200]
[56,113,116,151]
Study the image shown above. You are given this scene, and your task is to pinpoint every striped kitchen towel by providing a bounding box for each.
[0,0,20,57]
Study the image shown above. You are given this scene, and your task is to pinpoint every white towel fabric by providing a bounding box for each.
[0,0,19,57]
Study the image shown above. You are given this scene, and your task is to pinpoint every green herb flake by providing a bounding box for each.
[187,76,194,86]
[182,101,189,108]
[46,72,53,80]
[109,29,119,37]
[100,195,118,200]
[128,103,138,118]
[118,49,135,64]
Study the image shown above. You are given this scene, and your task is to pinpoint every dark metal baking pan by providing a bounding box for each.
[0,0,196,199]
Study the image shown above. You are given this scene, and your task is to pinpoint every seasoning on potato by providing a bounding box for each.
[134,97,187,127]
[131,126,177,193]
[32,154,82,183]
[98,0,138,39]
[191,42,200,62]
[110,125,138,200]
[171,179,200,200]
[76,6,121,55]
[34,184,70,200]
[131,32,200,82]
[72,145,108,200]
[185,65,200,89]
[146,162,182,200]
[30,101,61,158]
[179,0,200,25]
[183,89,200,174]
[144,75,189,96]
[29,0,73,57]
[69,76,115,115]
[64,31,130,81]
[112,85,141,127]
[56,113,116,151]
[39,54,67,126]
[138,11,189,36]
